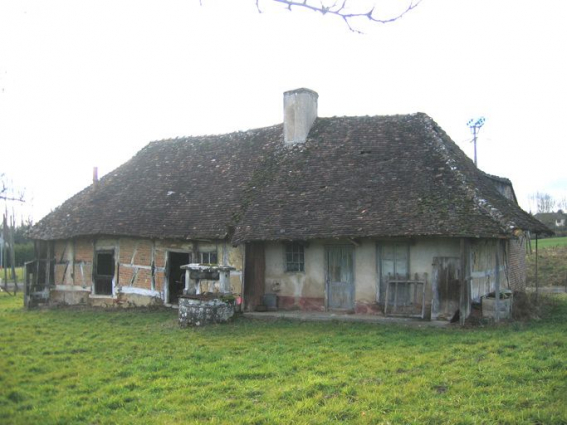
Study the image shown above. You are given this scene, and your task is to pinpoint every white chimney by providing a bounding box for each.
[283,88,318,144]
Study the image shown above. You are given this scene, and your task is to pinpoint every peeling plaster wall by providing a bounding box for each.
[264,239,379,312]
[49,236,243,307]
[264,241,325,310]
[264,237,501,316]
[469,239,505,302]
[410,238,460,305]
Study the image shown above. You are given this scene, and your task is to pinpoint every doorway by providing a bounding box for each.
[167,252,191,304]
[94,250,115,296]
[432,257,461,320]
[326,245,354,311]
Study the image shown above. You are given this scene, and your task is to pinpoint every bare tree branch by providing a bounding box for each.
[0,174,25,203]
[268,0,422,32]
[199,1,422,33]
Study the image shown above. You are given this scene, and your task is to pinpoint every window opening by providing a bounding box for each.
[285,243,305,272]
[200,251,218,265]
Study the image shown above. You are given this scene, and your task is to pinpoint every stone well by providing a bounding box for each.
[178,295,235,327]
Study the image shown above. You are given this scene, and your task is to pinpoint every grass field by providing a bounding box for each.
[1,294,566,424]
[526,240,567,288]
[0,267,24,284]
[534,236,567,249]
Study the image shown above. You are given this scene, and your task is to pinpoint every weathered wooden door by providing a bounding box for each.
[244,242,265,312]
[378,243,409,304]
[93,250,115,296]
[431,257,461,320]
[326,245,354,311]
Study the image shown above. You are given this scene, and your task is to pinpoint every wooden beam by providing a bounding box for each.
[535,233,539,304]
[495,241,501,322]
[459,238,466,326]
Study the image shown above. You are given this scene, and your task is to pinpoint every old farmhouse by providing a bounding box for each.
[27,89,550,321]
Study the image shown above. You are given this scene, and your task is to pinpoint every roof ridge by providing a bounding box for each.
[147,123,284,144]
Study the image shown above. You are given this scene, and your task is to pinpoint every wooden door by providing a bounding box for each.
[326,245,354,311]
[378,242,409,304]
[431,257,461,320]
[244,242,265,311]
[94,250,115,296]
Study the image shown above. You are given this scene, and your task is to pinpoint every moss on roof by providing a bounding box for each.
[29,113,551,242]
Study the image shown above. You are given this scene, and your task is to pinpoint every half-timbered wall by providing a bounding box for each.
[49,236,243,307]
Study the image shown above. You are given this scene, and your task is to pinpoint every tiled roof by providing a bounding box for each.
[29,113,551,241]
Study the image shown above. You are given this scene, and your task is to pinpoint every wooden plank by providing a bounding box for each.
[243,242,265,311]
[150,240,156,291]
[45,242,52,289]
[460,239,466,326]
[71,238,76,285]
[495,241,501,322]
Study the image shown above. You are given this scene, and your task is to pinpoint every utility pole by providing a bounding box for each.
[467,117,485,167]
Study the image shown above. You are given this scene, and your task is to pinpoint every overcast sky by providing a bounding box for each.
[1,0,566,222]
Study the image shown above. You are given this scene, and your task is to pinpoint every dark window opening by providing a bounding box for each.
[285,243,305,272]
[94,251,115,296]
[200,251,218,265]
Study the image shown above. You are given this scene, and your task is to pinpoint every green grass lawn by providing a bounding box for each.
[1,294,566,425]
[527,243,567,288]
[535,236,567,249]
[0,266,24,283]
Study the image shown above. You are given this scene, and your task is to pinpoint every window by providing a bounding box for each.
[200,250,218,264]
[285,243,305,272]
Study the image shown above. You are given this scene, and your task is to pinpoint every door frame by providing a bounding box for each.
[93,249,115,296]
[165,250,192,305]
[325,244,355,311]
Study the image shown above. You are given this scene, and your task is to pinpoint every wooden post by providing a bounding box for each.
[495,241,501,322]
[8,214,18,293]
[431,259,439,320]
[71,238,76,286]
[2,213,8,290]
[45,242,52,290]
[535,233,539,304]
[184,268,191,294]
[459,239,466,325]
[150,240,156,292]
[34,240,40,292]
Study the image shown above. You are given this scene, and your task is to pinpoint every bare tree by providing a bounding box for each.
[529,192,556,214]
[0,174,25,203]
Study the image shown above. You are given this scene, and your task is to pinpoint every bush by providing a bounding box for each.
[3,242,34,267]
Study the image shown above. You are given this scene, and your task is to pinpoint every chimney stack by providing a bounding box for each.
[284,88,318,144]
[93,167,98,185]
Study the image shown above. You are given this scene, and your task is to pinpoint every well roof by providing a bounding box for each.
[29,113,551,241]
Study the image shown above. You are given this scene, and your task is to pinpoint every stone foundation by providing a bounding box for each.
[178,296,235,327]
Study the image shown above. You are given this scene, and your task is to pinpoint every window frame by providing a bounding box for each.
[285,242,305,273]
[199,250,218,265]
